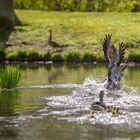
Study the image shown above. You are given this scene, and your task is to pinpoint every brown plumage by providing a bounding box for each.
[90,90,106,111]
[102,34,126,65]
[48,29,62,49]
[102,34,127,90]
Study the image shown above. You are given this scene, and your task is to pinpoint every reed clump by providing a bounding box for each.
[0,67,22,89]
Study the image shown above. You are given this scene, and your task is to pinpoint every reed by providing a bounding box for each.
[0,67,22,89]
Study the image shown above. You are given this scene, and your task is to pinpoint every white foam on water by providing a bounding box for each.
[42,77,140,131]
[19,83,81,89]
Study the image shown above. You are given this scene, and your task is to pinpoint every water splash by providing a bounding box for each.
[41,77,140,132]
[19,83,81,89]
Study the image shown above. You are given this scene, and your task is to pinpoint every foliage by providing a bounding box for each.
[82,52,96,62]
[0,67,22,89]
[14,0,140,12]
[6,52,17,61]
[96,52,105,62]
[43,52,52,61]
[65,52,81,62]
[52,53,64,62]
[17,50,28,61]
[28,50,40,61]
[128,51,140,63]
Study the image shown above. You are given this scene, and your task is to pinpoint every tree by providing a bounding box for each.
[0,0,20,27]
[0,0,20,42]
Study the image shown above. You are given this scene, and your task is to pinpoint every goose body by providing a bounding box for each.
[90,90,106,111]
[48,29,62,49]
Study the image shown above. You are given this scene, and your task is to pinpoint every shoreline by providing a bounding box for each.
[1,60,140,67]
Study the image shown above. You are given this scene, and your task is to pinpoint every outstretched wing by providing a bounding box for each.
[117,42,125,65]
[110,44,118,64]
[102,34,111,63]
[102,34,117,65]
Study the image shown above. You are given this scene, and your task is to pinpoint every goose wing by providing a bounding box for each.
[116,42,125,65]
[102,34,117,65]
[102,34,112,64]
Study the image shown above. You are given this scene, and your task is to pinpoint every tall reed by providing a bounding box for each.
[0,67,22,89]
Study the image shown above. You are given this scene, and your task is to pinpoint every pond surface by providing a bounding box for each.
[0,64,140,140]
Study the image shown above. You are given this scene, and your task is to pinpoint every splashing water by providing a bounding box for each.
[41,77,140,132]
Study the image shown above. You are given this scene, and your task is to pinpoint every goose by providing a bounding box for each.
[48,29,62,50]
[90,90,106,111]
[102,34,126,90]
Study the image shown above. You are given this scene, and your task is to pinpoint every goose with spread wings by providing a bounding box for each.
[102,34,126,90]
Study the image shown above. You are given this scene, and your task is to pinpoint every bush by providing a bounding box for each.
[52,53,64,62]
[128,51,140,63]
[0,67,22,89]
[82,52,96,62]
[6,52,17,61]
[43,52,52,61]
[28,50,40,61]
[96,52,105,62]
[17,50,28,61]
[0,49,6,61]
[65,52,81,62]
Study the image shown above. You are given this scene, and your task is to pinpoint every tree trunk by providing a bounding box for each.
[0,0,20,26]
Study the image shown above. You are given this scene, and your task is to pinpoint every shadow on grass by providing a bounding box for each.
[0,17,28,48]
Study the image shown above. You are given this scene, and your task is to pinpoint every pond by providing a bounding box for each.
[0,63,140,140]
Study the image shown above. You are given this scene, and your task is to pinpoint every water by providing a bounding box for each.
[0,64,140,140]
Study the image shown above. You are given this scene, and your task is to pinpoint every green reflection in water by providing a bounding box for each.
[125,67,140,92]
[19,64,107,86]
[0,90,19,116]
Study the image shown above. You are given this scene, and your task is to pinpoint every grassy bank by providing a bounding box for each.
[3,10,140,58]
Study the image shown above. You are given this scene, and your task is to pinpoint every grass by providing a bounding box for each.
[65,52,81,62]
[82,52,96,62]
[128,50,140,63]
[4,10,140,55]
[0,67,22,89]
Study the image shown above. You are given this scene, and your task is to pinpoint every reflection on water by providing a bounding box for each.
[0,90,19,116]
[0,64,140,140]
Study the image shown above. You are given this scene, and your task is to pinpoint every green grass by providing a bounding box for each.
[65,52,81,62]
[82,52,96,62]
[128,50,140,63]
[5,10,140,56]
[0,67,22,89]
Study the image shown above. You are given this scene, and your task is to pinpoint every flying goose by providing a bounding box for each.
[102,34,126,90]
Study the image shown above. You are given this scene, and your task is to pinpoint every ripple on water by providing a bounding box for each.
[42,77,140,132]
